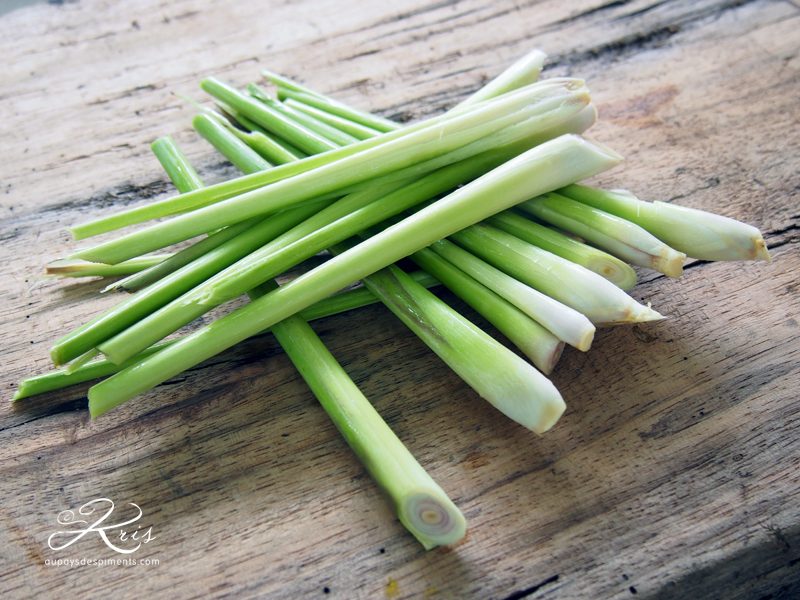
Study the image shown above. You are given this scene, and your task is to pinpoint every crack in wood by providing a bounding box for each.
[502,574,560,600]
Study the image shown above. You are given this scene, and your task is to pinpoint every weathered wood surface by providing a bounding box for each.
[1,0,799,598]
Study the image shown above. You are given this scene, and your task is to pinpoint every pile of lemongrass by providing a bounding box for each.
[16,49,769,549]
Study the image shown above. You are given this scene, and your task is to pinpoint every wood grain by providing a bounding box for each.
[1,0,799,598]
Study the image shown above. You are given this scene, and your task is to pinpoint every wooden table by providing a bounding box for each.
[1,1,798,598]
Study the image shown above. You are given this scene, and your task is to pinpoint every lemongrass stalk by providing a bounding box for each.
[271,68,632,292]
[247,84,360,146]
[201,78,337,155]
[214,109,304,164]
[519,192,686,277]
[486,211,637,290]
[193,113,271,172]
[559,184,771,262]
[102,139,467,547]
[18,272,440,401]
[339,257,565,433]
[69,81,591,263]
[410,247,563,374]
[46,255,172,278]
[86,135,622,412]
[52,125,342,366]
[268,303,465,548]
[97,147,517,364]
[111,116,309,292]
[104,218,258,293]
[457,49,548,107]
[451,223,663,325]
[151,136,205,191]
[70,78,581,240]
[248,276,465,549]
[271,86,398,133]
[97,86,595,363]
[51,198,329,365]
[283,97,383,140]
[429,238,595,351]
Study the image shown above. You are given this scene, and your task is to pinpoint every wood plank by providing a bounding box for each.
[1,0,798,598]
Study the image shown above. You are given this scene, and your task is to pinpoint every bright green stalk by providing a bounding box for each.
[109,114,304,292]
[69,78,581,240]
[69,80,590,263]
[283,97,383,140]
[410,247,563,374]
[214,109,304,164]
[559,184,771,262]
[200,78,337,155]
[19,272,440,401]
[45,255,171,278]
[342,258,565,433]
[193,113,271,172]
[451,223,663,325]
[272,67,633,293]
[101,136,467,547]
[103,219,258,293]
[86,135,622,413]
[428,239,595,351]
[519,192,686,277]
[457,49,548,107]
[98,148,518,365]
[51,198,329,366]
[486,211,637,290]
[269,303,465,548]
[247,84,360,146]
[151,136,205,191]
[272,87,398,133]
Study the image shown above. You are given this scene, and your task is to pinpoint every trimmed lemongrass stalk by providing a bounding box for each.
[486,211,637,290]
[519,193,686,277]
[559,184,771,262]
[410,247,563,374]
[85,135,622,412]
[51,198,329,366]
[97,148,517,365]
[339,257,565,433]
[193,113,271,172]
[456,48,547,107]
[271,67,632,293]
[125,138,465,547]
[247,85,361,146]
[151,136,205,191]
[200,78,338,155]
[429,238,595,351]
[104,218,258,293]
[52,121,344,365]
[69,78,587,240]
[270,85,398,133]
[46,255,171,278]
[17,271,440,401]
[451,223,663,325]
[268,304,466,549]
[283,97,383,140]
[212,109,303,164]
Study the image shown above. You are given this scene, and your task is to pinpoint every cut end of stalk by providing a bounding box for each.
[599,302,665,326]
[575,326,595,353]
[541,341,565,376]
[753,236,771,262]
[592,258,638,291]
[11,385,27,402]
[45,259,88,275]
[652,249,686,279]
[398,492,467,550]
[532,393,567,434]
